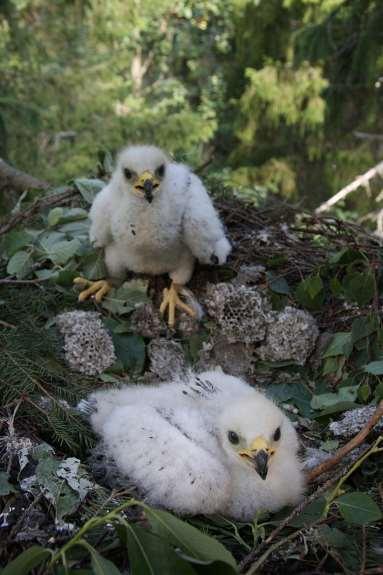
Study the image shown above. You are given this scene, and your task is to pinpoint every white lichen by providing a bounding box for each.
[148,338,187,380]
[130,303,166,338]
[204,282,270,344]
[234,264,266,285]
[329,406,383,438]
[257,306,319,365]
[56,311,116,375]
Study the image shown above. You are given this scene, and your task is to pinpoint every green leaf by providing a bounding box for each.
[363,360,383,375]
[145,507,237,569]
[0,471,16,495]
[48,207,64,227]
[6,250,33,279]
[124,523,196,575]
[289,497,327,527]
[358,381,371,402]
[74,178,105,204]
[112,334,146,374]
[87,546,121,575]
[81,250,107,280]
[375,381,383,401]
[295,274,324,310]
[35,455,80,520]
[342,270,375,306]
[44,239,81,265]
[351,316,377,344]
[101,280,149,315]
[3,229,34,257]
[322,332,353,358]
[311,386,358,410]
[266,272,290,295]
[336,492,382,525]
[48,207,88,227]
[2,546,52,575]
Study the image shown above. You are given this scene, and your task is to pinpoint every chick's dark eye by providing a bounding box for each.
[273,427,281,441]
[124,168,132,180]
[156,164,165,178]
[228,430,239,445]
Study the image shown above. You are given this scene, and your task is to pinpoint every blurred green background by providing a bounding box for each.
[1,0,382,213]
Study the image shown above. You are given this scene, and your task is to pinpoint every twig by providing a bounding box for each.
[239,441,377,574]
[307,400,383,482]
[354,131,383,142]
[315,160,383,214]
[0,158,49,193]
[244,530,302,575]
[0,319,16,329]
[0,187,77,236]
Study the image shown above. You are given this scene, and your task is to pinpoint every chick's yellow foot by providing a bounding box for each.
[73,277,112,303]
[159,282,196,328]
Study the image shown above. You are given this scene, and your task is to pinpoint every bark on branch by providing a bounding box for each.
[315,160,383,214]
[307,400,383,483]
[0,158,50,194]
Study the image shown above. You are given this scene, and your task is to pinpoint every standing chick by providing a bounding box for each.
[88,370,305,520]
[75,145,231,327]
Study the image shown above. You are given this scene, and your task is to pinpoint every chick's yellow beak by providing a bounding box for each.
[133,170,160,203]
[239,436,275,480]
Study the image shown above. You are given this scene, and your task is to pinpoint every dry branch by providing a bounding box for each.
[0,187,76,236]
[307,400,383,482]
[315,160,383,214]
[0,158,49,193]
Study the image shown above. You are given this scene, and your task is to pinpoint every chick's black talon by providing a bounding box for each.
[211,254,219,265]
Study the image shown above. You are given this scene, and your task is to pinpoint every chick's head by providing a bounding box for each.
[116,145,169,204]
[217,392,299,480]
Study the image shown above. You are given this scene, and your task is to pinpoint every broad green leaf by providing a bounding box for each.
[0,471,16,495]
[364,360,383,375]
[48,207,64,227]
[145,507,237,569]
[267,382,312,417]
[336,492,382,524]
[35,268,58,280]
[289,497,327,528]
[2,546,52,575]
[328,248,364,266]
[358,381,371,402]
[87,546,121,575]
[58,219,90,236]
[48,207,88,227]
[351,316,377,344]
[316,525,350,548]
[311,386,358,410]
[74,178,105,204]
[39,231,67,252]
[342,270,375,306]
[101,280,149,315]
[6,250,33,278]
[322,332,353,358]
[124,523,196,575]
[3,229,34,257]
[81,250,107,280]
[36,455,80,520]
[112,334,146,374]
[295,274,324,310]
[44,239,81,265]
[375,381,383,400]
[266,272,290,295]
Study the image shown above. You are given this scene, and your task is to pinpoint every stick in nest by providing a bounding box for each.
[307,400,383,483]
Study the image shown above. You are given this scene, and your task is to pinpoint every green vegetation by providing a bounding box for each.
[1,0,383,209]
[1,1,383,573]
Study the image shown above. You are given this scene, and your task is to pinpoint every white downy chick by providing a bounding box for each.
[88,370,305,521]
